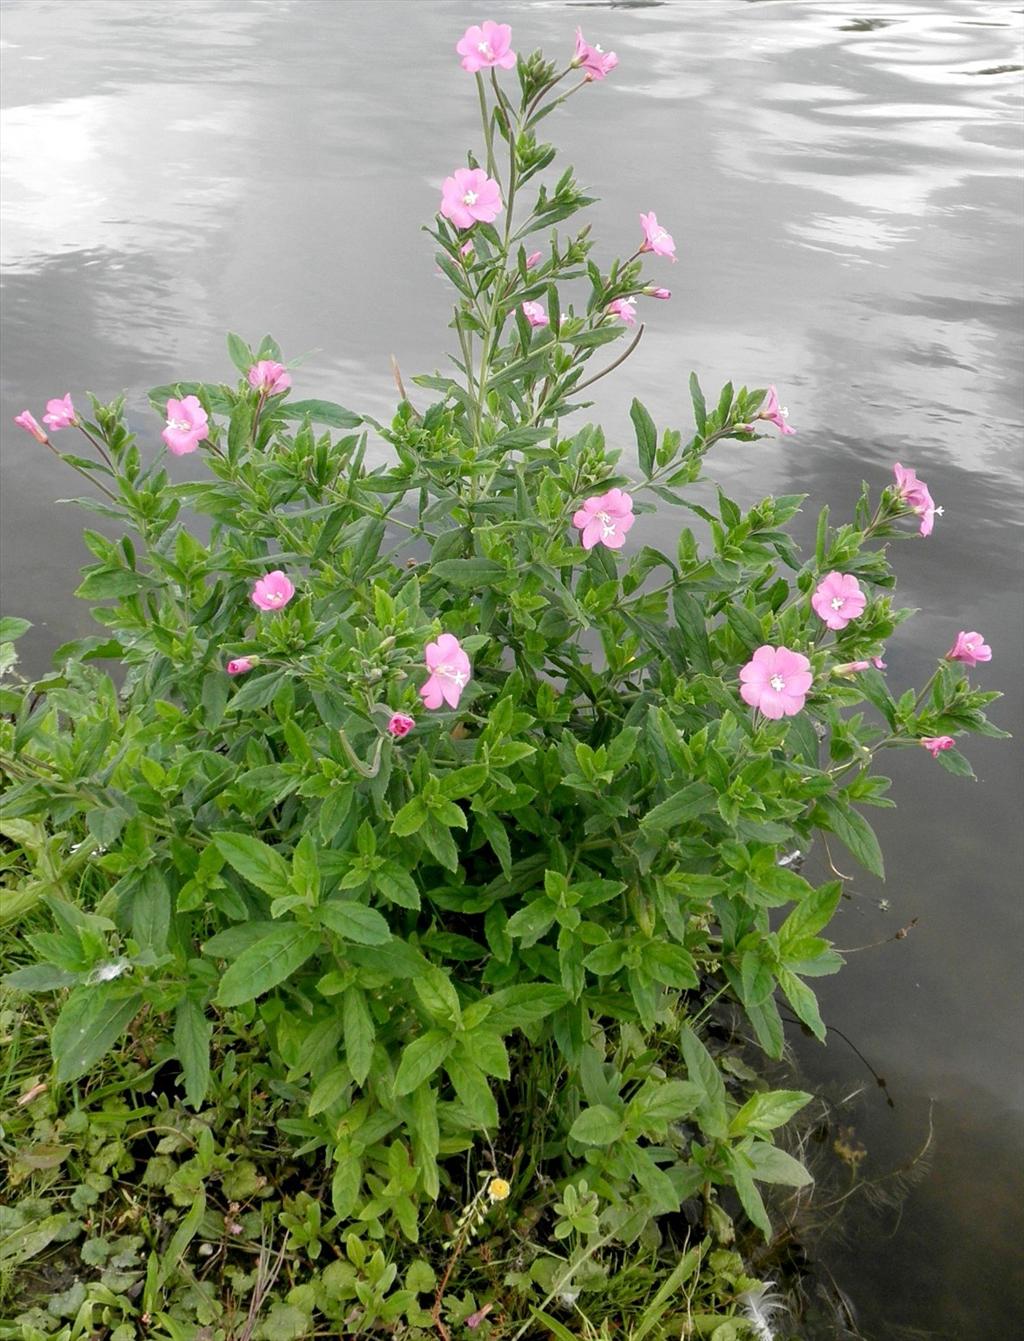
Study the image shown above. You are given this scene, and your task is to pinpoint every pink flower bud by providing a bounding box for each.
[647,287,671,300]
[387,712,415,738]
[525,251,542,269]
[521,300,549,328]
[14,410,49,444]
[920,736,955,758]
[226,657,255,676]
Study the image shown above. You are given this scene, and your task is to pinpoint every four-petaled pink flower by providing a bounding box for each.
[946,630,991,667]
[251,570,295,612]
[248,360,291,395]
[811,572,867,631]
[226,657,255,676]
[440,168,503,230]
[521,300,549,328]
[14,410,48,444]
[387,712,416,738]
[757,386,796,436]
[893,463,939,537]
[920,736,955,758]
[525,250,542,269]
[739,645,813,719]
[639,211,676,261]
[42,393,77,430]
[608,296,637,326]
[573,27,618,81]
[456,21,516,73]
[162,395,209,455]
[421,633,472,710]
[573,488,635,551]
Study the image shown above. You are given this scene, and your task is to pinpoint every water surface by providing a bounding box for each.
[2,2,1022,1335]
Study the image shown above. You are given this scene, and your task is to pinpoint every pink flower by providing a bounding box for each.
[251,570,295,612]
[608,297,637,326]
[440,168,503,230]
[456,21,516,73]
[525,251,542,269]
[946,630,991,667]
[226,657,255,675]
[14,410,48,444]
[873,655,887,669]
[387,712,416,738]
[162,395,209,456]
[920,736,955,758]
[42,393,77,430]
[247,360,291,395]
[647,287,671,300]
[757,386,796,436]
[573,488,635,551]
[639,211,676,261]
[521,300,549,328]
[739,645,813,720]
[420,633,472,710]
[811,572,867,631]
[893,463,939,537]
[573,27,618,81]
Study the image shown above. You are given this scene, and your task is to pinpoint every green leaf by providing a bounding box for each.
[744,994,785,1059]
[430,557,508,586]
[318,899,391,946]
[671,590,713,674]
[570,1104,625,1145]
[814,797,885,878]
[343,986,375,1087]
[745,1141,814,1187]
[132,866,170,955]
[373,861,421,910]
[725,1150,772,1239]
[778,968,826,1041]
[394,1030,452,1096]
[444,1053,498,1127]
[778,881,842,946]
[630,398,657,478]
[689,372,707,433]
[640,782,715,834]
[51,985,143,1084]
[730,1089,812,1137]
[484,984,568,1031]
[392,797,428,837]
[226,331,253,373]
[0,616,31,642]
[680,1026,729,1138]
[280,399,362,429]
[212,832,291,896]
[644,941,699,989]
[215,924,320,1007]
[174,998,211,1108]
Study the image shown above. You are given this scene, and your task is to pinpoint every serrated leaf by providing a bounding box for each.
[319,898,391,945]
[215,924,320,1007]
[394,1030,452,1095]
[174,998,211,1108]
[51,985,142,1084]
[212,832,291,895]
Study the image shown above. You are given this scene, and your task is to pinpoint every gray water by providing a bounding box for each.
[2,0,1022,1335]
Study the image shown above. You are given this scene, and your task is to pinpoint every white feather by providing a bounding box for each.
[737,1282,786,1341]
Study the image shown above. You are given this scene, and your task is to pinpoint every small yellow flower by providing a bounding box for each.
[487,1177,511,1202]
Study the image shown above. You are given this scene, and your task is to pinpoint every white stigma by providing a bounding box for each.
[935,505,944,516]
[167,417,189,431]
[478,41,493,57]
[463,190,478,205]
[769,674,786,692]
[830,596,844,610]
[438,663,466,687]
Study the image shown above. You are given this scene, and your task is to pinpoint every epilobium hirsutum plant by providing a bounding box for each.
[2,17,1004,1334]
